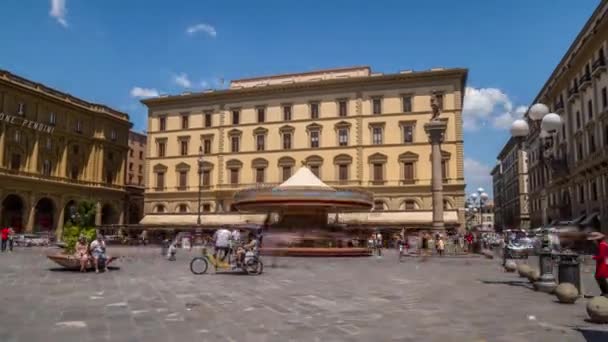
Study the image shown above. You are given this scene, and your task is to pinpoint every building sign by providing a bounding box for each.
[0,112,55,134]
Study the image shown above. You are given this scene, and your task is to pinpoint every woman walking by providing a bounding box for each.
[589,232,608,297]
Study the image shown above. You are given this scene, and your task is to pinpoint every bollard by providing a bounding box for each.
[556,252,581,294]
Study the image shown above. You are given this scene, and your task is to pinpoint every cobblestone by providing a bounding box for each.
[0,247,607,341]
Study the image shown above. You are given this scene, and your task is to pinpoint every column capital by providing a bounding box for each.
[424,120,448,144]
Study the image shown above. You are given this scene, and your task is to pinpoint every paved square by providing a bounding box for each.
[0,247,607,341]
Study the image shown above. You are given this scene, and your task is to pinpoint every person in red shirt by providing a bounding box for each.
[588,232,608,297]
[1,227,9,252]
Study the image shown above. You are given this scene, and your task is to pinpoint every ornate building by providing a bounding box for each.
[125,130,146,224]
[141,66,467,229]
[0,69,131,237]
[491,137,530,231]
[526,0,608,232]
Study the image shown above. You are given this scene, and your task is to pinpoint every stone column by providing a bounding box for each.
[95,201,102,226]
[25,194,37,233]
[55,198,65,241]
[0,123,5,168]
[29,133,39,173]
[60,141,68,177]
[424,120,448,231]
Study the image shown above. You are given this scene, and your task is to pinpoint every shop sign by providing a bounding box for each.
[0,112,55,134]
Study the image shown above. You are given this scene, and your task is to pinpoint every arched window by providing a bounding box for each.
[178,204,189,213]
[155,204,166,213]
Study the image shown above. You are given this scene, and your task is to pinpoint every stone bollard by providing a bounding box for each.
[504,260,517,272]
[527,269,540,283]
[517,264,532,278]
[586,296,608,323]
[554,283,578,304]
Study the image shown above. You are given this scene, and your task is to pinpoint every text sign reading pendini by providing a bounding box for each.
[0,112,55,134]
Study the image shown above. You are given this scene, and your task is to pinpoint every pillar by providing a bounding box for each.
[118,203,125,225]
[95,201,102,226]
[0,123,5,168]
[60,141,68,178]
[29,133,39,173]
[25,194,36,233]
[55,199,65,241]
[425,120,448,231]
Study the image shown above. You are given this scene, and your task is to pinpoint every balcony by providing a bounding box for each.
[549,156,569,178]
[579,72,592,90]
[0,167,125,191]
[592,58,606,77]
[567,85,579,102]
[554,99,564,113]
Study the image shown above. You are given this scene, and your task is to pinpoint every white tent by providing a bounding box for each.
[275,166,333,190]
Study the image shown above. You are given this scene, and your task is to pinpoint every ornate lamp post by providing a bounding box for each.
[467,188,489,227]
[510,103,562,293]
[197,147,203,226]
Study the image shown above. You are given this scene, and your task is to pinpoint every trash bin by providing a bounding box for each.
[556,253,581,293]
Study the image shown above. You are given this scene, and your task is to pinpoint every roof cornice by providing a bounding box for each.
[141,68,468,108]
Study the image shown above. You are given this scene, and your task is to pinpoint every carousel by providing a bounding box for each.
[232,166,374,256]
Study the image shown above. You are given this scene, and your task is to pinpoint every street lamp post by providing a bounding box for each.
[510,103,561,293]
[197,147,203,226]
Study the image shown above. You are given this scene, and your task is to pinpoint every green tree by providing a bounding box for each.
[62,201,97,253]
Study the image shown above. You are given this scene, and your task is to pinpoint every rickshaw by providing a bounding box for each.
[190,245,263,275]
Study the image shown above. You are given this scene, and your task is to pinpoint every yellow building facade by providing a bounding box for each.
[0,69,131,237]
[142,66,467,229]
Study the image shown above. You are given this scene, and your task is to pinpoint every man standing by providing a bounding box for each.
[375,230,383,257]
[1,227,9,252]
[213,227,232,262]
[589,232,608,297]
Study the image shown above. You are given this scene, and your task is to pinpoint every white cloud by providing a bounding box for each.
[173,73,192,88]
[50,0,68,27]
[464,158,493,197]
[199,80,209,88]
[462,87,527,131]
[130,87,160,98]
[186,23,217,37]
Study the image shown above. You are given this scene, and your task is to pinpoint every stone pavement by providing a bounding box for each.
[0,247,607,342]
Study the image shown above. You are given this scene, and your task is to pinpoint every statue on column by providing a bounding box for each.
[430,92,442,121]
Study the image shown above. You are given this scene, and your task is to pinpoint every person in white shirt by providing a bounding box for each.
[213,228,232,261]
[375,232,383,257]
[90,235,107,273]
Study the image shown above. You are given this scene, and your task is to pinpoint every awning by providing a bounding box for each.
[580,212,600,227]
[139,214,268,226]
[138,211,460,228]
[329,210,459,226]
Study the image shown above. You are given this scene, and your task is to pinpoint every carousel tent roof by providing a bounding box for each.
[276,167,333,190]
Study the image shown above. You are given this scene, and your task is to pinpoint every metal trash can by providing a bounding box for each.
[556,252,581,293]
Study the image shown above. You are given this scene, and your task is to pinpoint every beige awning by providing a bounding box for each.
[329,211,459,226]
[139,214,268,226]
[139,210,459,227]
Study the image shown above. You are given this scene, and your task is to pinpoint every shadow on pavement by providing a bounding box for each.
[48,266,121,272]
[576,328,608,341]
[479,279,532,288]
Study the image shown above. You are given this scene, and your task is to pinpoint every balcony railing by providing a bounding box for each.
[567,85,579,102]
[592,58,606,76]
[579,72,592,90]
[554,99,564,113]
[0,168,125,190]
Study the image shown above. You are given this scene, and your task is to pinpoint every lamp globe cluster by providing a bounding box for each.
[510,103,562,138]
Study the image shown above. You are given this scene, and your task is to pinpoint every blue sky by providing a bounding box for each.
[0,0,600,197]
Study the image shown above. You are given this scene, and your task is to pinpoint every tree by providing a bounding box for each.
[63,201,97,253]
